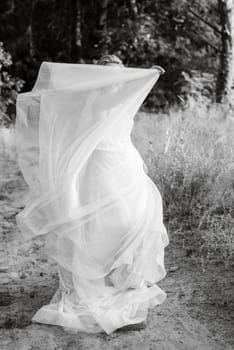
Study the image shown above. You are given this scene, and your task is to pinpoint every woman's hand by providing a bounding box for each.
[151,65,165,75]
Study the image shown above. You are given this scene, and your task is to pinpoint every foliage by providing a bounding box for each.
[106,0,220,108]
[0,42,24,127]
[0,0,222,110]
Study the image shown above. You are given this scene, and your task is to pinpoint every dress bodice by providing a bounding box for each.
[96,114,134,151]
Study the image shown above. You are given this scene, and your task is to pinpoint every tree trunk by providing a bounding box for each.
[28,0,37,58]
[70,0,82,61]
[216,0,233,104]
[80,0,108,61]
[96,0,108,56]
[127,0,138,20]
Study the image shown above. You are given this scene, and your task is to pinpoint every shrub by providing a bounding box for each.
[0,42,24,127]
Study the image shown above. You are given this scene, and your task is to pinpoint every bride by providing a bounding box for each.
[15,54,169,334]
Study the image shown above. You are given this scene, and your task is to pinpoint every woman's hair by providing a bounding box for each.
[97,54,124,67]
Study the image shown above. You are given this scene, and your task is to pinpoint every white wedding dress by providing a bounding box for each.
[15,62,169,334]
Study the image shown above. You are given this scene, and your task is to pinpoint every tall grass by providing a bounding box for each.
[133,103,234,266]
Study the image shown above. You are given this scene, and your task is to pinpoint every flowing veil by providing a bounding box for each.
[14,62,168,334]
[15,62,162,240]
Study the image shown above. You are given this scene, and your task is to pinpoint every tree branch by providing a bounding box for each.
[188,7,222,35]
[1,0,15,18]
[181,29,222,53]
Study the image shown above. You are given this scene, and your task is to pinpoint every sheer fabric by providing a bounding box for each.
[15,62,169,334]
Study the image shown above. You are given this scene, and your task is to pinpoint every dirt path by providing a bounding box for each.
[0,156,233,350]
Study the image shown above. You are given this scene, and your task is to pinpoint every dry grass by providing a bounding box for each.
[133,103,234,267]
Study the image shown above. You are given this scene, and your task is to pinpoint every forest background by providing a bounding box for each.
[0,0,234,126]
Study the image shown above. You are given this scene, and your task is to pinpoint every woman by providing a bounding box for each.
[15,55,168,334]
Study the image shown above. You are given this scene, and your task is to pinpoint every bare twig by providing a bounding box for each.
[188,7,222,35]
[181,29,221,53]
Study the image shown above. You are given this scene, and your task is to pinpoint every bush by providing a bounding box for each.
[0,42,24,127]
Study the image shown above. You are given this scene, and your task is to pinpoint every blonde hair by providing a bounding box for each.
[97,54,124,67]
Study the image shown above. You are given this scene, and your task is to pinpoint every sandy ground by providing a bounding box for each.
[0,145,234,349]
